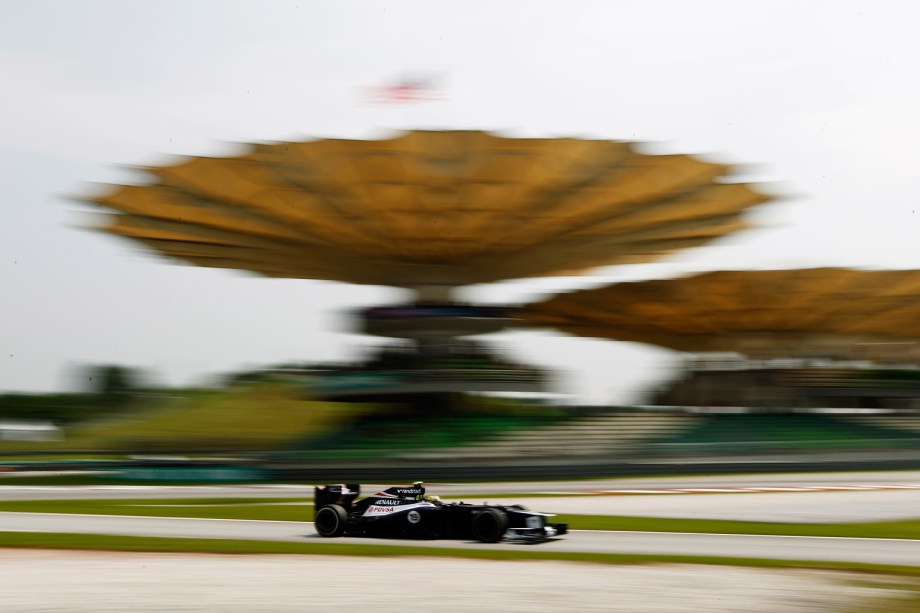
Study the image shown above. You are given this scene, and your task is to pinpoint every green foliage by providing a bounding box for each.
[0,392,105,424]
[0,364,150,425]
[85,364,140,399]
[0,382,364,453]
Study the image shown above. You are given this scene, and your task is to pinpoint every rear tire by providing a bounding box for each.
[315,504,348,537]
[472,508,508,543]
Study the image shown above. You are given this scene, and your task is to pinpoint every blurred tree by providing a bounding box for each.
[0,393,99,423]
[82,364,143,398]
[0,365,155,425]
[99,365,134,398]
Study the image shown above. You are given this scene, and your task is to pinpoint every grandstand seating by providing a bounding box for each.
[834,413,920,433]
[651,412,920,454]
[278,410,566,461]
[427,411,700,459]
[277,403,920,462]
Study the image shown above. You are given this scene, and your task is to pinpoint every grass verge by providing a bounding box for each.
[0,498,311,521]
[0,475,268,486]
[0,531,918,577]
[554,515,920,540]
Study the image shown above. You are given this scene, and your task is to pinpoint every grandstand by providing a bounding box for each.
[308,337,545,401]
[76,129,920,466]
[83,130,773,406]
[835,411,920,433]
[269,404,920,461]
[650,410,920,455]
[650,362,920,410]
[431,410,699,459]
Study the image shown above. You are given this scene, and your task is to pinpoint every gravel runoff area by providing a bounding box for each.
[0,550,910,613]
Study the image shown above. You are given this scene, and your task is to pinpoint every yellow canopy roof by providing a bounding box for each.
[85,130,772,287]
[521,268,920,360]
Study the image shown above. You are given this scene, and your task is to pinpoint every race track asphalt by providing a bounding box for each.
[3,472,920,567]
[2,512,920,566]
[4,469,920,500]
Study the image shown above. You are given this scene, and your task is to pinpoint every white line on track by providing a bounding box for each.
[574,529,920,543]
[548,484,920,495]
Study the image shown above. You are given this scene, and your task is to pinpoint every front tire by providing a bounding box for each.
[472,508,508,543]
[315,504,348,537]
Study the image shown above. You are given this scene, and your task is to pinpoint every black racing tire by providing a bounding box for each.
[315,504,348,537]
[472,508,509,543]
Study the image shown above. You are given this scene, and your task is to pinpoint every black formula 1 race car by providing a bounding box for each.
[313,483,567,543]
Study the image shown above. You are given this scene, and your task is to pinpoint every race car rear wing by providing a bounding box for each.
[315,484,361,510]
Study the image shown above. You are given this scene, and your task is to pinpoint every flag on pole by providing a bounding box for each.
[368,74,440,104]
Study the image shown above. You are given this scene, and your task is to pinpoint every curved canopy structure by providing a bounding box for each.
[85,130,771,288]
[521,268,920,360]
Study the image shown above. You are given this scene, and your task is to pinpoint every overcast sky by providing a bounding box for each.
[3,1,920,402]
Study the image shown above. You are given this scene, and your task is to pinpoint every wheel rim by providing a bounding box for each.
[476,511,504,541]
[317,508,339,534]
[480,514,497,538]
